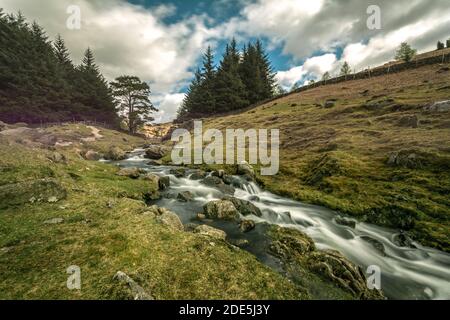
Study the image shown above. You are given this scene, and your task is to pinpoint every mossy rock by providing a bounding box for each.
[0,179,67,209]
[304,153,343,187]
[268,225,384,300]
[364,205,418,230]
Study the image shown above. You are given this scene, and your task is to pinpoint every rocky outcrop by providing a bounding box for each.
[203,200,240,221]
[268,225,384,300]
[193,225,227,240]
[0,179,67,209]
[113,271,154,300]
[424,100,450,112]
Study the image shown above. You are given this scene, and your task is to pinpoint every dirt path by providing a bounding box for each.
[81,126,104,142]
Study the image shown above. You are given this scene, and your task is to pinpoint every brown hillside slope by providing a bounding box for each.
[201,62,450,252]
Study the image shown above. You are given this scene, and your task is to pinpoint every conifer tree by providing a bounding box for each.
[214,39,248,112]
[53,34,72,66]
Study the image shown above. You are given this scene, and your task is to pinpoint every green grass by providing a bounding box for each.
[0,129,305,300]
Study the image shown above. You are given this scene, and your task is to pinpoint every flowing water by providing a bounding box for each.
[111,149,450,300]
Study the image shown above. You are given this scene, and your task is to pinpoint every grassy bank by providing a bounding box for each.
[199,63,450,252]
[0,125,304,299]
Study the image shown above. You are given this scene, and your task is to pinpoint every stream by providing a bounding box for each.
[110,148,450,300]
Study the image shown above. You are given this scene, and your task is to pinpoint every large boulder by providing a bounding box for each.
[306,250,384,299]
[0,179,67,209]
[84,150,102,161]
[141,173,160,186]
[106,146,127,161]
[152,207,184,231]
[223,196,262,217]
[203,200,240,221]
[145,145,170,160]
[268,226,384,300]
[193,225,227,240]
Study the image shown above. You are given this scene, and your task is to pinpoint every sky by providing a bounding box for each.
[1,0,450,123]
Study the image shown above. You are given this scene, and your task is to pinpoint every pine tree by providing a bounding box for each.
[437,41,445,50]
[447,39,450,48]
[111,76,157,133]
[53,34,72,66]
[255,39,275,100]
[196,46,216,114]
[214,39,248,112]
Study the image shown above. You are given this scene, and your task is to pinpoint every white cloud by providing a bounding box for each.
[153,93,186,123]
[276,53,338,89]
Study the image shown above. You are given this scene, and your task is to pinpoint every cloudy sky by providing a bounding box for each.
[1,0,450,122]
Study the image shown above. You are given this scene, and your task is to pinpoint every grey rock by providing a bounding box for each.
[203,200,240,221]
[193,225,227,240]
[361,236,386,256]
[105,146,127,161]
[177,191,194,202]
[223,196,262,217]
[335,216,356,229]
[425,100,450,112]
[84,150,102,161]
[158,176,171,190]
[116,167,144,179]
[113,271,154,300]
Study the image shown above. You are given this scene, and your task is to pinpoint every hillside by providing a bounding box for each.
[199,62,450,252]
[0,124,308,299]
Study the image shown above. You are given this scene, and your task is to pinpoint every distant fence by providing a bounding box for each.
[261,50,450,105]
[29,120,115,130]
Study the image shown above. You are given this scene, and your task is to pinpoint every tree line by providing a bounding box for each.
[0,10,117,125]
[177,39,276,120]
